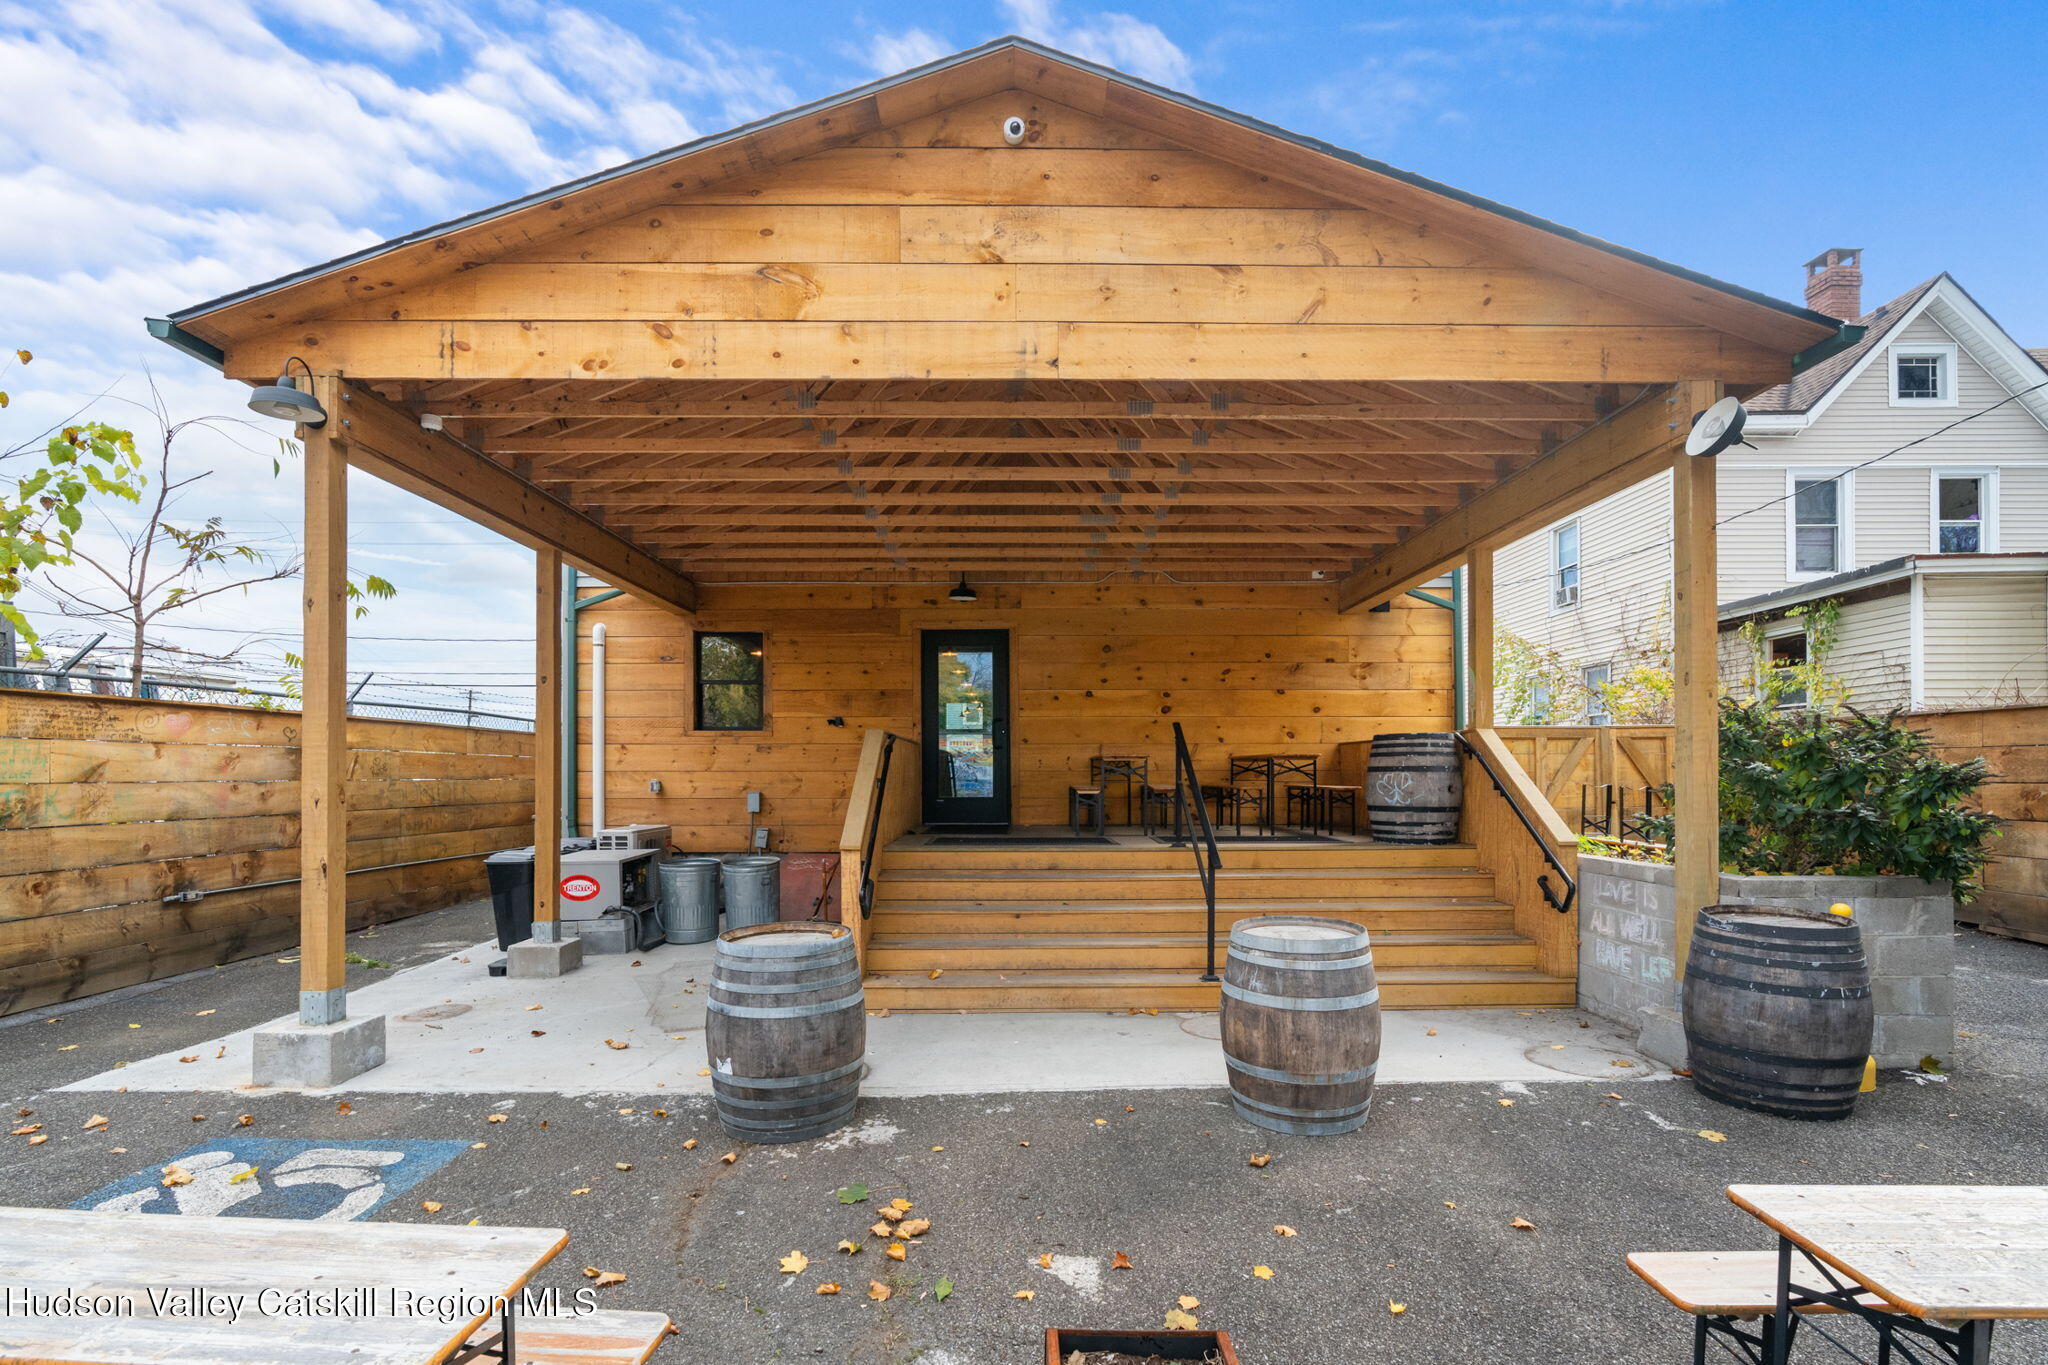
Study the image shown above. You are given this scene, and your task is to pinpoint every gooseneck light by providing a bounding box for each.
[246,356,329,428]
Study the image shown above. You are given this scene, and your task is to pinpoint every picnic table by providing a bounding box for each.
[1728,1184,2048,1363]
[1226,753,1317,837]
[0,1207,566,1365]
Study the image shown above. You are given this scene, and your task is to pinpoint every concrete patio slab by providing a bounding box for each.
[62,936,1665,1097]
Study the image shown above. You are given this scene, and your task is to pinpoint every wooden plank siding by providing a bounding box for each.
[0,691,533,1014]
[1915,704,2048,944]
[574,581,1452,852]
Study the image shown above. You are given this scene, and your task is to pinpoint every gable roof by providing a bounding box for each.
[155,35,1839,360]
[1743,272,2048,432]
[2030,347,2048,374]
[1746,276,1940,413]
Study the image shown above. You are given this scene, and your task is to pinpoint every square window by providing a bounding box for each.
[1891,348,1955,405]
[695,631,764,730]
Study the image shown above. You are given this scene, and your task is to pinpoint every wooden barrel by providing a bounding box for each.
[1220,917,1381,1136]
[1364,732,1462,844]
[706,923,865,1144]
[1682,906,1873,1122]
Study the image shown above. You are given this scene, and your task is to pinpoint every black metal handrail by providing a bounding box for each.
[1169,721,1224,981]
[1455,732,1577,915]
[858,732,907,919]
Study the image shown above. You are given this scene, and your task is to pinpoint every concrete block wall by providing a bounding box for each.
[1578,857,1958,1068]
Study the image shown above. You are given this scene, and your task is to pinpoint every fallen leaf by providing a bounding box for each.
[1426,1028,1438,1037]
[1013,1289,1035,1300]
[604,1039,629,1050]
[56,1045,77,1052]
[868,1282,891,1301]
[1178,1296,1200,1310]
[583,1268,626,1288]
[682,1139,699,1150]
[526,1004,543,1012]
[1605,1093,1625,1100]
[1252,1265,1274,1280]
[836,1241,862,1256]
[889,1198,913,1211]
[1092,1118,1108,1126]
[10,1124,40,1136]
[886,1243,907,1262]
[1018,1141,1031,1148]
[1443,1201,1457,1209]
[898,1217,931,1238]
[1164,1308,1199,1330]
[471,1142,487,1149]
[779,1251,809,1275]
[486,1114,509,1124]
[1511,1217,1536,1231]
[178,1056,198,1064]
[1497,1099,1516,1107]
[879,1206,905,1223]
[194,1009,215,1017]
[421,1201,442,1213]
[27,1135,47,1145]
[835,1183,871,1205]
[930,1145,945,1152]
[1612,1059,1634,1068]
[335,1102,352,1116]
[720,1152,737,1164]
[698,1069,712,1077]
[934,1275,954,1302]
[870,1221,894,1238]
[1037,1253,1053,1269]
[1389,1301,1407,1315]
[927,969,943,979]
[570,1188,591,1196]
[652,1110,668,1119]
[82,1115,109,1131]
[1248,1153,1272,1168]
[228,1168,257,1185]
[161,1164,193,1188]
[1699,1130,1728,1143]
[1111,1252,1133,1270]
[816,1283,840,1296]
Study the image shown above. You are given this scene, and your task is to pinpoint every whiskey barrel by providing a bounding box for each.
[1364,732,1462,844]
[1220,917,1381,1136]
[1682,906,1873,1122]
[706,923,865,1144]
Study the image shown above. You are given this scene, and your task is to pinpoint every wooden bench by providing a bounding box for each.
[1068,785,1106,836]
[463,1309,672,1365]
[1629,1251,1881,1364]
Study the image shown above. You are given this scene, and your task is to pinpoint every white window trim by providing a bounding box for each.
[1548,517,1581,615]
[1785,468,1854,581]
[1581,663,1612,725]
[1889,341,1960,407]
[1928,467,1998,553]
[1760,619,1812,710]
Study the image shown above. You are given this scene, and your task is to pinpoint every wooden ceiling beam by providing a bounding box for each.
[505,433,1530,457]
[436,398,1600,423]
[527,464,1497,486]
[570,489,1459,508]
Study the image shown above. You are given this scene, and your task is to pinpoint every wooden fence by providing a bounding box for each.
[1494,726,1673,832]
[0,689,534,1015]
[1913,706,2048,944]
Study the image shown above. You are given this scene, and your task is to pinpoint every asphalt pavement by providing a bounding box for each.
[3,904,2044,1365]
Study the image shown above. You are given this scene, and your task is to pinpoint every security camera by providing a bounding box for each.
[1001,116,1027,146]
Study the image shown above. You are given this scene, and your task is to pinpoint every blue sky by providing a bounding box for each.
[4,0,2044,708]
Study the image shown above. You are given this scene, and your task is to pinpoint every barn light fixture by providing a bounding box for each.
[246,356,327,428]
[947,576,978,603]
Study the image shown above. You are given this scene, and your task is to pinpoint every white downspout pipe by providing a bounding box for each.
[591,621,607,836]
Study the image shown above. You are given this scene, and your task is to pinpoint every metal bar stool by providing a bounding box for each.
[1068,785,1107,837]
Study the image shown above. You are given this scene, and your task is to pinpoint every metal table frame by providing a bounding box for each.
[1226,754,1317,837]
[1766,1236,1994,1365]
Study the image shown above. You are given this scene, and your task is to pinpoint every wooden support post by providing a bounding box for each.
[1671,380,1723,975]
[533,548,564,939]
[1467,547,1495,730]
[299,375,349,1026]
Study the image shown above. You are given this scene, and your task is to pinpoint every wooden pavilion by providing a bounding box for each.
[150,38,1847,1070]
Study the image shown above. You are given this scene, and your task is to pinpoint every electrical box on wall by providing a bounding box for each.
[752,827,771,850]
[745,791,763,813]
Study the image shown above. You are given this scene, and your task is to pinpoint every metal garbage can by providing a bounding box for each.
[721,855,782,929]
[658,857,723,943]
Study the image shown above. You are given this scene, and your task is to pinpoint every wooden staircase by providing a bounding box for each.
[861,840,1576,1011]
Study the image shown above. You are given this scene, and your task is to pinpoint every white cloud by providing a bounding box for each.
[998,0,1193,89]
[859,26,952,76]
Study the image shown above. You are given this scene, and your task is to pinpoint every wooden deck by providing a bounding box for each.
[861,831,1575,1011]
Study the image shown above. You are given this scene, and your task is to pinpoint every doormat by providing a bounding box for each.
[926,836,1117,846]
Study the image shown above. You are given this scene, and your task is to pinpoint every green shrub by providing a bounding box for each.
[1643,700,2001,894]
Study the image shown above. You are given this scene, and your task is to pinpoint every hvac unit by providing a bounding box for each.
[596,823,672,851]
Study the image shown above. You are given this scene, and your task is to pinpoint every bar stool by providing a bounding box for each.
[1068,785,1107,836]
[1141,784,1181,838]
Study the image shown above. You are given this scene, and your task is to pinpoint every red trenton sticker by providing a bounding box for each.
[559,875,602,902]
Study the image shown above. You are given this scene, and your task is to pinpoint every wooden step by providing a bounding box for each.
[862,966,1578,1012]
[867,897,1518,936]
[882,842,1479,872]
[874,865,1499,901]
[866,929,1540,972]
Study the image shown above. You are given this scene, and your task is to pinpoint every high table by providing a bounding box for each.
[0,1206,567,1365]
[1226,753,1318,837]
[1728,1184,2048,1364]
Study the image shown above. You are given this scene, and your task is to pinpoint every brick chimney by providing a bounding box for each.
[1804,247,1864,320]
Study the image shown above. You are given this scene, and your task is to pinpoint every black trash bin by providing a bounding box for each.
[485,838,596,951]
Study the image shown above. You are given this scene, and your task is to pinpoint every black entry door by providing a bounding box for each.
[920,629,1011,828]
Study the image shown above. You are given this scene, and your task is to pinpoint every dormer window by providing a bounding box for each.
[1890,344,1957,406]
